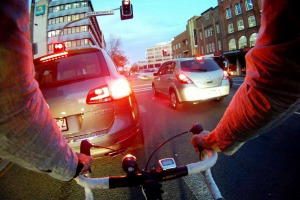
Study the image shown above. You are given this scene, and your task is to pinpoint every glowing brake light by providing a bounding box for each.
[86,78,131,104]
[176,73,193,84]
[223,70,229,80]
[110,78,131,99]
[53,42,66,53]
[195,56,204,61]
[40,52,68,63]
[86,86,111,104]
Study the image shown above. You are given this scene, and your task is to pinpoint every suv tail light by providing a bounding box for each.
[110,78,131,99]
[176,73,193,84]
[86,78,131,104]
[223,70,229,80]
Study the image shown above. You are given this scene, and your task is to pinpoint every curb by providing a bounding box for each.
[0,158,12,176]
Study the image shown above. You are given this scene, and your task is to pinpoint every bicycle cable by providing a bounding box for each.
[144,130,189,171]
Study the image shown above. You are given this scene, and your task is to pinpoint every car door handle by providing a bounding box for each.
[206,80,213,83]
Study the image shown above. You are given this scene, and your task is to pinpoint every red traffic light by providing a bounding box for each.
[53,42,66,53]
[120,0,133,20]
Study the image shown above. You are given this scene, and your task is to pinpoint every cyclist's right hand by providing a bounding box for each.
[76,152,94,175]
[190,130,221,153]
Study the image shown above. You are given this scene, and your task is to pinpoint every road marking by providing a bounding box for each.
[183,174,214,199]
[138,105,146,113]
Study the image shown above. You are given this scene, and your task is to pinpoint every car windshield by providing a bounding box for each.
[180,59,220,72]
[35,51,109,88]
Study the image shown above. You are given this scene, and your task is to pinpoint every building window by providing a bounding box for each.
[235,3,242,15]
[73,3,80,8]
[225,8,232,19]
[81,2,88,7]
[249,33,258,47]
[229,39,237,50]
[238,36,247,48]
[81,25,88,32]
[65,41,71,48]
[245,0,253,11]
[248,15,256,27]
[212,43,215,52]
[200,31,203,40]
[218,40,222,51]
[65,4,72,10]
[201,46,204,54]
[237,19,244,31]
[53,6,60,12]
[48,44,53,51]
[216,24,220,34]
[228,23,234,34]
[209,43,212,53]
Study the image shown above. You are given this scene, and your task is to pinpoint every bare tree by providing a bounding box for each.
[106,34,129,68]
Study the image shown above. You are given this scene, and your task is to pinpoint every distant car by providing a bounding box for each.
[152,57,230,109]
[137,68,158,80]
[34,45,143,157]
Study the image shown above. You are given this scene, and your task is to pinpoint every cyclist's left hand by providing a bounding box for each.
[76,152,94,174]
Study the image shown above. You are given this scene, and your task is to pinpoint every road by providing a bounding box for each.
[0,75,299,200]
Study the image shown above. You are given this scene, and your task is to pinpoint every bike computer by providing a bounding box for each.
[158,158,176,170]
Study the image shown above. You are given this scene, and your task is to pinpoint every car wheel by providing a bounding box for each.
[170,90,182,109]
[152,84,157,96]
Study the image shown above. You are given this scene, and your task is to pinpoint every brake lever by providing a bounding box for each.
[80,140,93,173]
[189,124,205,159]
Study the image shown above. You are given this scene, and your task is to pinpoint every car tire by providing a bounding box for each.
[152,84,158,96]
[170,90,182,110]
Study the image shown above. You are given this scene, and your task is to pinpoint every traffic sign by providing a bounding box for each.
[86,10,114,17]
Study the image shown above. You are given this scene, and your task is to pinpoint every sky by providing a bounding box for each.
[91,0,218,64]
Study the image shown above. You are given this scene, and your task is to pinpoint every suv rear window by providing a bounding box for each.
[180,59,220,72]
[35,51,109,88]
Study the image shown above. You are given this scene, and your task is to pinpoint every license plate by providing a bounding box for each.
[55,118,68,131]
[208,90,219,97]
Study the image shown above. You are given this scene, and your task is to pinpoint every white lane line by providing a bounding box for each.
[138,105,146,113]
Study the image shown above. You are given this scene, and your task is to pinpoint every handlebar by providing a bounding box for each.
[75,124,224,200]
[75,149,223,200]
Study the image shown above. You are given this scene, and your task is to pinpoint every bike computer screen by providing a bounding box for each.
[158,158,176,170]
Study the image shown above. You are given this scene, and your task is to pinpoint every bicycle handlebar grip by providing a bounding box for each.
[189,124,203,135]
[190,124,205,155]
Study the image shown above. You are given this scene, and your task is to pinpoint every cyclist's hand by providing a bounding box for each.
[190,130,221,152]
[76,152,94,175]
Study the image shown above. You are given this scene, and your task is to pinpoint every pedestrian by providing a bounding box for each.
[191,0,300,155]
[0,0,93,181]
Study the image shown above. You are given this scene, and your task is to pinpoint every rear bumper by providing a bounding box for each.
[69,122,143,157]
[68,93,144,157]
[177,80,230,102]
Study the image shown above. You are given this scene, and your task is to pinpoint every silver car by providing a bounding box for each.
[34,46,143,157]
[152,57,230,109]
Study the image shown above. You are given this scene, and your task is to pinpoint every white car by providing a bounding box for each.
[137,68,158,80]
[152,57,230,109]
